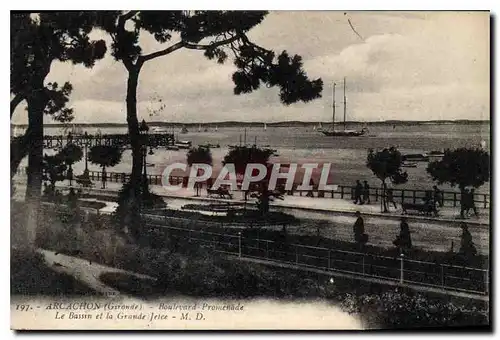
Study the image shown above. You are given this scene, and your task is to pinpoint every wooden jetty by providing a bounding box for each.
[34,133,176,150]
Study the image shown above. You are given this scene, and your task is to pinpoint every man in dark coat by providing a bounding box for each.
[353,180,363,204]
[393,217,412,253]
[467,188,479,217]
[459,222,477,259]
[363,181,371,204]
[353,211,368,248]
[460,188,469,218]
[433,185,443,207]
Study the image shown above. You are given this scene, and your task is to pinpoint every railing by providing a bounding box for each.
[145,222,489,295]
[15,167,490,209]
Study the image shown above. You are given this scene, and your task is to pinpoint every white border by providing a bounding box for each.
[2,2,498,339]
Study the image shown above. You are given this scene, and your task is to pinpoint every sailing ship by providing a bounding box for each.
[264,123,267,131]
[322,77,367,137]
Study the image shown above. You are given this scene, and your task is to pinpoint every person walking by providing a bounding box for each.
[467,188,479,217]
[433,185,443,208]
[363,181,371,204]
[459,222,477,259]
[353,180,363,205]
[460,188,469,218]
[393,217,412,253]
[386,188,397,210]
[353,211,368,249]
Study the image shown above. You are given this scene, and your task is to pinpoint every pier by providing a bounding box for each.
[17,132,176,150]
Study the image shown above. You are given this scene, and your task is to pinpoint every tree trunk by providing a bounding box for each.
[24,94,46,249]
[126,68,143,189]
[10,131,29,179]
[382,181,388,213]
[122,66,144,239]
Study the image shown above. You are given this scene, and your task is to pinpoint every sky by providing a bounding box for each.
[11,11,490,124]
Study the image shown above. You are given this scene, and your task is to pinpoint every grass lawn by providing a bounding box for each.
[10,200,490,329]
[10,248,98,297]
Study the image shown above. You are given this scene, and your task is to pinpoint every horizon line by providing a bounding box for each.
[10,119,491,127]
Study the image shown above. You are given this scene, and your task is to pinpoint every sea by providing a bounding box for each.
[12,122,490,193]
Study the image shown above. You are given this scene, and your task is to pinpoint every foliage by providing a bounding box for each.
[10,12,106,110]
[223,145,280,215]
[223,145,277,174]
[94,11,322,105]
[186,146,213,167]
[11,12,107,244]
[366,147,408,185]
[366,147,408,212]
[42,153,67,191]
[113,181,167,239]
[59,143,83,165]
[426,147,490,190]
[88,145,123,169]
[341,289,488,329]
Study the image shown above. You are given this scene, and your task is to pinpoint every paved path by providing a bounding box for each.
[12,180,491,255]
[39,249,156,297]
[29,178,488,226]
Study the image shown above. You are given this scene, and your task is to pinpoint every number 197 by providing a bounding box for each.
[15,304,31,311]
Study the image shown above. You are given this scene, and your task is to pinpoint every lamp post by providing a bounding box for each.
[139,119,149,190]
[77,131,92,188]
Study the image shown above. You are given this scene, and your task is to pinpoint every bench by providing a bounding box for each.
[402,202,438,216]
[207,188,233,199]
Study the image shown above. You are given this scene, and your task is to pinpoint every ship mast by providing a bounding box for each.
[332,82,336,131]
[343,77,347,131]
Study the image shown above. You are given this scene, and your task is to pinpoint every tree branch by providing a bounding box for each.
[138,41,186,63]
[184,33,242,51]
[11,93,25,118]
[117,11,140,70]
[138,33,245,64]
[120,10,139,23]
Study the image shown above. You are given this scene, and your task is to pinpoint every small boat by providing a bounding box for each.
[146,162,155,167]
[175,140,192,149]
[401,162,418,168]
[200,143,220,148]
[322,128,368,137]
[165,145,180,151]
[180,126,188,134]
[152,126,169,133]
[402,153,429,162]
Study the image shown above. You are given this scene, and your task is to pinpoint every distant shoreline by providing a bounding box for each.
[11,120,491,129]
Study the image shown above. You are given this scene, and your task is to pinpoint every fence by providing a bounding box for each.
[16,167,490,209]
[145,222,489,295]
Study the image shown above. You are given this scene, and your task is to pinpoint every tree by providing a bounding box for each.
[11,82,75,180]
[58,143,83,187]
[223,145,280,216]
[366,147,408,212]
[94,11,323,225]
[88,145,123,189]
[426,147,490,205]
[10,12,106,247]
[42,153,67,200]
[186,146,213,196]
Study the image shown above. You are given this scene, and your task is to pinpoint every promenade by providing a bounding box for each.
[44,178,489,226]
[12,178,490,255]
